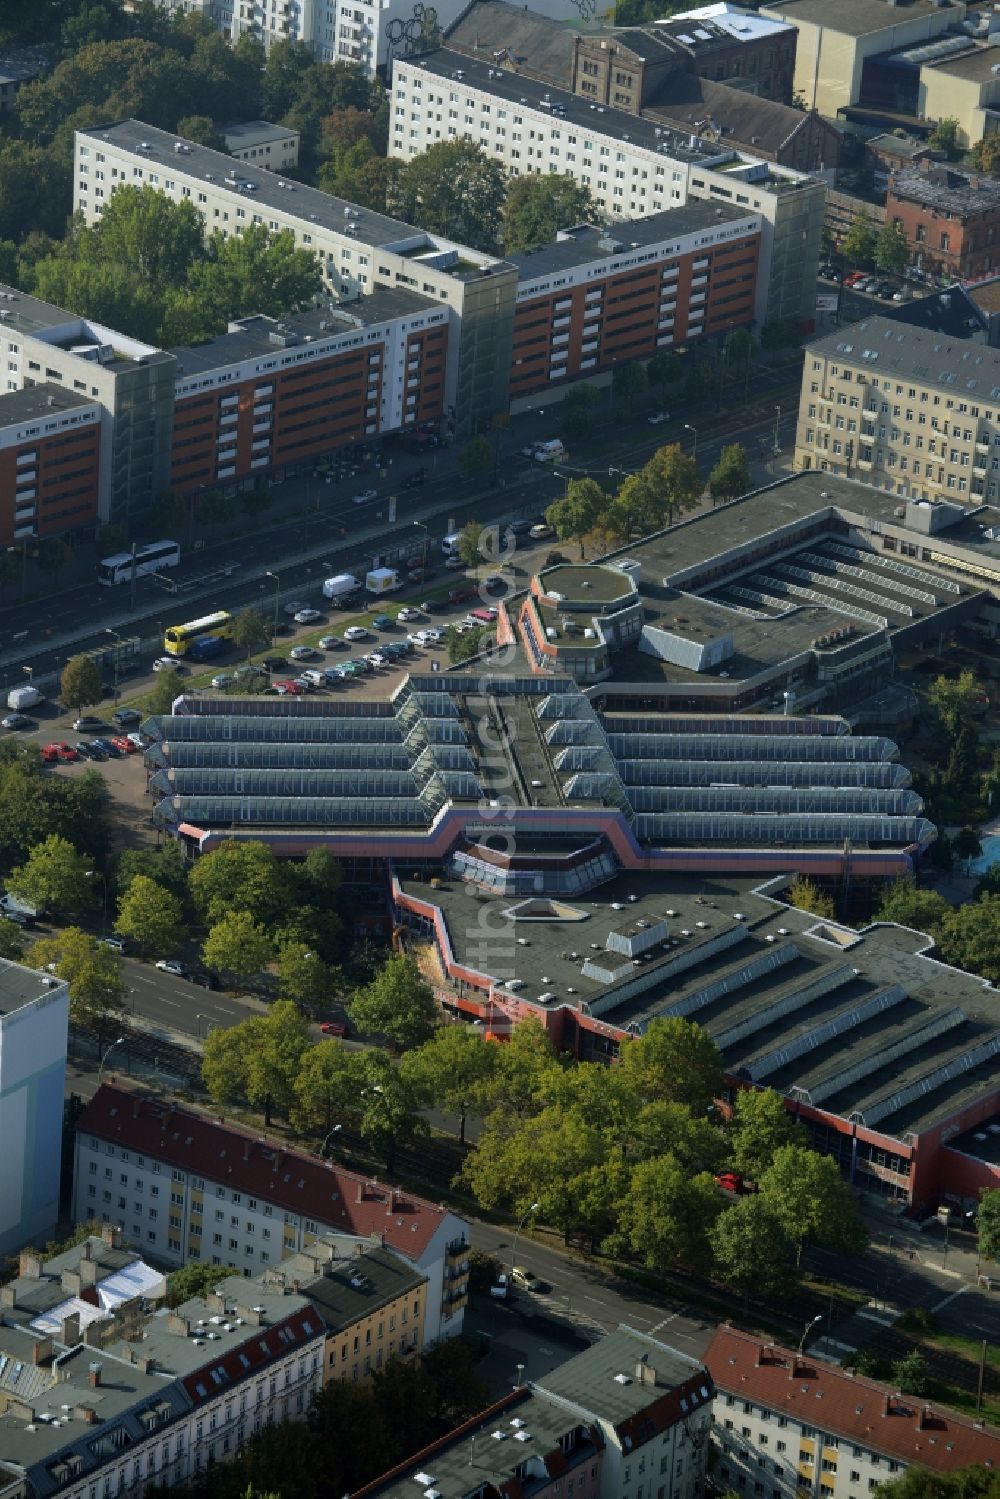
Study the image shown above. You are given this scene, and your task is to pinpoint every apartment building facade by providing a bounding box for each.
[389,51,824,326]
[0,388,101,545]
[887,165,1000,283]
[794,312,1000,504]
[509,203,760,404]
[73,1085,470,1344]
[705,1326,1000,1499]
[74,119,517,437]
[0,965,68,1259]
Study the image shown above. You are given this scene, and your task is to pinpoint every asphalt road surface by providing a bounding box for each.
[122,956,265,1040]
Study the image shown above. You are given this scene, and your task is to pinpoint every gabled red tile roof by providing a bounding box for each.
[181,1305,321,1406]
[616,1371,714,1450]
[705,1326,1000,1474]
[79,1085,460,1263]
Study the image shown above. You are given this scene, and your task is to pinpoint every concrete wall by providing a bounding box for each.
[0,980,69,1255]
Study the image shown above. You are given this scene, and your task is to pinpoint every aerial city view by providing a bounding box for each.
[5,0,1000,1493]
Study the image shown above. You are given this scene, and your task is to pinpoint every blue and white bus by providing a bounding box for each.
[98,540,181,586]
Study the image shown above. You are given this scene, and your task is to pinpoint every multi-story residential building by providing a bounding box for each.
[258,1236,429,1379]
[0,55,46,116]
[705,1326,1000,1499]
[75,119,516,437]
[72,1085,471,1343]
[0,963,68,1258]
[168,296,448,495]
[358,1326,713,1499]
[759,0,966,118]
[509,203,760,406]
[0,286,174,534]
[0,387,101,546]
[886,164,1000,283]
[389,49,824,326]
[220,119,300,170]
[793,299,1000,503]
[0,1240,325,1498]
[646,77,841,175]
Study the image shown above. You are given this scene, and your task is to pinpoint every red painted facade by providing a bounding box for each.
[0,418,101,545]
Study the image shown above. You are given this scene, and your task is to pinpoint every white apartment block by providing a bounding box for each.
[74,119,517,433]
[389,49,826,326]
[73,1085,471,1345]
[705,1327,1000,1499]
[0,965,69,1258]
[221,119,300,170]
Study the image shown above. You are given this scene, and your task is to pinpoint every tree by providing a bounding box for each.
[876,1467,1000,1499]
[954,825,982,872]
[202,1000,311,1125]
[401,1024,499,1144]
[0,921,25,962]
[189,839,295,928]
[614,1155,722,1271]
[708,443,751,504]
[230,606,271,663]
[348,953,436,1050]
[503,174,596,254]
[787,877,836,919]
[710,1196,798,1299]
[617,1016,724,1116]
[202,910,274,988]
[114,874,184,956]
[977,1186,1000,1265]
[8,834,95,917]
[459,435,491,479]
[31,926,127,1043]
[560,382,602,443]
[395,139,506,253]
[144,667,185,717]
[291,1038,358,1134]
[609,442,701,540]
[186,223,322,326]
[972,135,1000,177]
[841,210,877,269]
[874,878,951,938]
[275,941,331,1014]
[928,116,960,158]
[927,669,985,739]
[938,895,1000,983]
[166,1259,240,1307]
[875,219,909,276]
[545,478,607,559]
[176,114,226,150]
[758,1145,868,1264]
[115,842,188,899]
[60,654,103,712]
[728,1088,806,1181]
[647,349,682,397]
[892,1351,930,1397]
[613,360,649,413]
[454,519,490,571]
[352,1048,426,1172]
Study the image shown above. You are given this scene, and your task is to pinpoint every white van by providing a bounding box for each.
[441,531,461,557]
[532,440,567,464]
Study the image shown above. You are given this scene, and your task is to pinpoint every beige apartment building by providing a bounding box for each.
[794,308,1000,504]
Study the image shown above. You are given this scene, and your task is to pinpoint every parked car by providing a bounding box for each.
[289,645,319,662]
[100,936,127,954]
[155,959,186,976]
[211,672,235,690]
[273,679,305,695]
[294,608,324,625]
[647,411,671,426]
[715,1171,755,1195]
[94,738,121,757]
[2,713,35,731]
[112,708,142,728]
[75,742,95,758]
[73,715,105,732]
[110,736,136,754]
[344,625,369,642]
[353,488,378,504]
[530,523,554,540]
[86,740,108,759]
[282,600,308,618]
[510,1266,548,1294]
[545,550,568,566]
[152,657,186,674]
[42,742,77,763]
[126,732,146,750]
[397,606,422,623]
[318,635,345,650]
[371,614,394,631]
[320,1018,350,1037]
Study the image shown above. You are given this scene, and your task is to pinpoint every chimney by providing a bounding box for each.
[18,1251,43,1280]
[132,1098,141,1119]
[31,1336,52,1366]
[205,1293,226,1314]
[73,1404,98,1425]
[635,1359,657,1386]
[60,1271,81,1298]
[84,1322,104,1349]
[60,1312,80,1347]
[884,1392,894,1417]
[6,1400,35,1422]
[81,1240,92,1262]
[918,1405,931,1430]
[87,1362,102,1389]
[136,1356,153,1374]
[1,1287,16,1310]
[166,1314,190,1337]
[357,1183,366,1204]
[236,1305,262,1327]
[79,1258,99,1290]
[100,1224,121,1249]
[243,1140,251,1161]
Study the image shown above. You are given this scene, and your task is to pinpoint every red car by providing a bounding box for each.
[448,586,475,605]
[320,1019,350,1038]
[112,735,138,754]
[274,679,305,695]
[42,742,78,763]
[715,1171,749,1195]
[843,271,867,287]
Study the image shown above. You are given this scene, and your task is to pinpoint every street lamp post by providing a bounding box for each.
[510,1200,540,1276]
[773,404,782,455]
[105,627,124,704]
[412,520,429,584]
[684,423,698,460]
[97,1035,126,1087]
[798,1314,823,1359]
[265,571,280,645]
[321,1124,343,1159]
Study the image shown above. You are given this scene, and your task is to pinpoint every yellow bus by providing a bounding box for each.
[163,610,234,657]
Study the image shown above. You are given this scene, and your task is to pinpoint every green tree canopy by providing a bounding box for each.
[937,895,1000,983]
[202,910,274,987]
[175,114,226,149]
[978,1187,1000,1265]
[707,443,751,504]
[545,478,607,558]
[710,1195,798,1299]
[613,1155,722,1271]
[274,941,332,1014]
[115,842,189,899]
[231,607,271,662]
[165,1259,240,1307]
[874,878,951,938]
[728,1088,806,1181]
[291,1037,358,1135]
[758,1145,868,1263]
[841,210,877,268]
[31,925,127,1043]
[400,1024,499,1144]
[202,1000,311,1125]
[609,442,701,540]
[9,834,96,917]
[502,174,596,254]
[928,116,960,157]
[560,382,602,442]
[60,654,103,712]
[617,1016,724,1116]
[348,953,437,1050]
[393,138,507,253]
[114,874,184,956]
[189,839,296,928]
[787,877,836,919]
[459,435,491,479]
[875,219,909,276]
